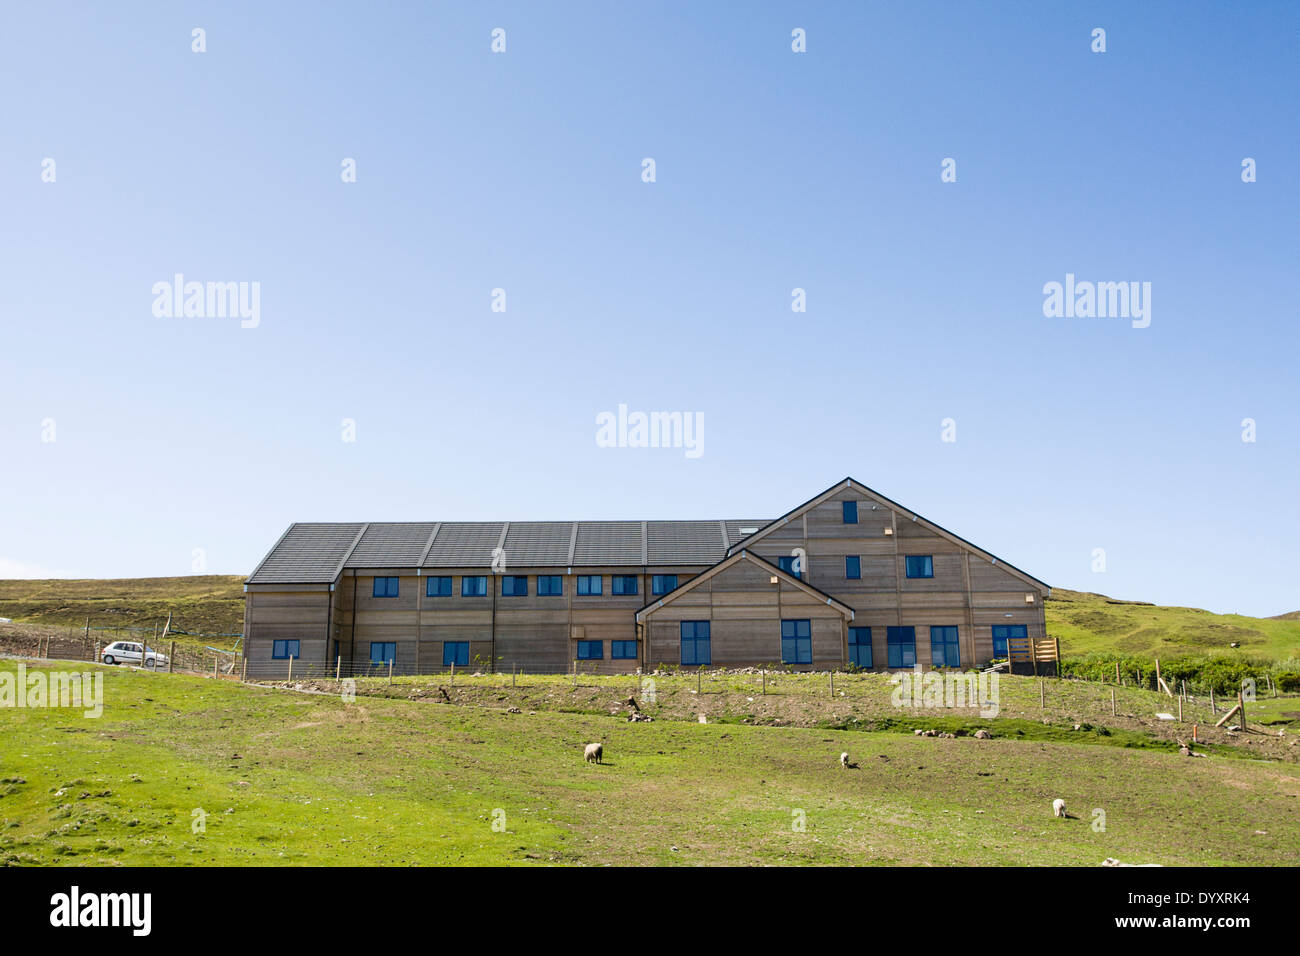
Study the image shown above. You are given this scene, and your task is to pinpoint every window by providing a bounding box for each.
[845,555,861,579]
[370,642,396,665]
[576,640,603,660]
[848,627,872,668]
[461,575,487,597]
[680,621,710,666]
[887,626,916,668]
[501,575,528,596]
[843,500,858,524]
[442,641,469,667]
[272,639,300,660]
[576,575,602,595]
[537,575,563,596]
[991,624,1026,657]
[930,626,960,668]
[777,555,802,580]
[905,555,934,579]
[781,619,812,665]
[611,640,638,660]
[426,576,452,597]
[652,574,678,595]
[372,576,399,598]
[611,575,639,595]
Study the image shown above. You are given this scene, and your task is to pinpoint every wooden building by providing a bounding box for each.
[243,478,1049,673]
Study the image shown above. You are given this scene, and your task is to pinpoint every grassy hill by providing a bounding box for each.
[0,576,245,635]
[1046,589,1300,662]
[2,662,1296,866]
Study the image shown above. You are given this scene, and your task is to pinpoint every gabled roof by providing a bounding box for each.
[635,549,855,623]
[725,477,1050,591]
[248,518,769,584]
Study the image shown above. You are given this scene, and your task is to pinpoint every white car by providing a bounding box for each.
[100,641,169,668]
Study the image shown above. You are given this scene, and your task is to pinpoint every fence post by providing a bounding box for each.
[1210,686,1215,713]
[1039,679,1045,709]
[697,668,702,694]
[241,657,248,682]
[1114,661,1120,684]
[1111,687,1116,717]
[84,617,90,659]
[450,661,455,685]
[512,664,516,688]
[168,640,175,673]
[1178,694,1183,722]
[762,669,766,695]
[288,654,294,682]
[830,671,835,698]
[213,655,219,678]
[388,658,393,685]
[336,656,342,681]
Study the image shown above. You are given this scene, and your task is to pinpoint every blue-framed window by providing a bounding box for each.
[887,626,916,668]
[930,626,960,668]
[611,640,638,660]
[442,641,469,667]
[370,642,396,665]
[272,639,300,660]
[611,575,639,595]
[777,555,802,580]
[537,575,562,596]
[501,575,528,596]
[652,574,678,595]
[576,575,602,595]
[461,575,487,597]
[426,576,452,597]
[781,619,812,665]
[905,555,934,579]
[845,555,861,579]
[372,576,399,598]
[991,624,1026,657]
[680,621,710,666]
[576,640,603,660]
[843,500,858,524]
[848,627,872,668]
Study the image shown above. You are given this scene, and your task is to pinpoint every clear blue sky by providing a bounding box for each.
[2,2,1296,616]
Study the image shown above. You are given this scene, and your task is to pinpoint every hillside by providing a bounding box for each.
[0,575,245,635]
[3,662,1296,866]
[1046,589,1300,661]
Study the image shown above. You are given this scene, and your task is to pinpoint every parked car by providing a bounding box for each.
[100,641,169,668]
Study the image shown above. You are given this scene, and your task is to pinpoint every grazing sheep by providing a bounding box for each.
[840,752,850,768]
[583,742,603,764]
[1052,798,1067,818]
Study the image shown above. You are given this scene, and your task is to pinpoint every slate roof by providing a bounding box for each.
[248,519,768,584]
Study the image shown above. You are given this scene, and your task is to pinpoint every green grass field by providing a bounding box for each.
[2,662,1296,866]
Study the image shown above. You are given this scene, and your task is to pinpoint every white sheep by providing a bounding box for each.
[584,742,603,764]
[840,752,850,768]
[1052,798,1067,818]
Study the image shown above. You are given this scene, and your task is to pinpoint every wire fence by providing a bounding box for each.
[0,621,235,675]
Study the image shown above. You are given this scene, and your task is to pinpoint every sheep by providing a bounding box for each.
[840,752,850,768]
[1052,798,1067,818]
[583,742,603,764]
